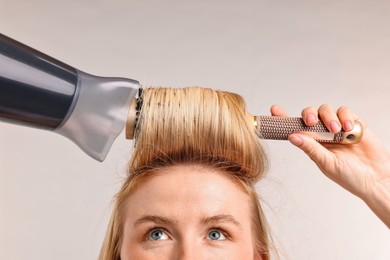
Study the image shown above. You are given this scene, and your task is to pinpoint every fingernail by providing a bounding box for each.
[289,135,303,146]
[306,114,317,125]
[344,120,353,131]
[330,121,341,133]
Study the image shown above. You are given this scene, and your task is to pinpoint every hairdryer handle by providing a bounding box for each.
[0,33,78,129]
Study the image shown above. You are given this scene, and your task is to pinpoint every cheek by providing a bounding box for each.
[121,242,255,260]
[230,235,256,259]
[121,243,174,260]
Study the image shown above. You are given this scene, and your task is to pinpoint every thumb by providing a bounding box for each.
[288,133,335,170]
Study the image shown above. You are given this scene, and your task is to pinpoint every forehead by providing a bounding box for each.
[123,165,252,225]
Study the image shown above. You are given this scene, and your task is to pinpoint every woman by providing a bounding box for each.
[99,87,390,260]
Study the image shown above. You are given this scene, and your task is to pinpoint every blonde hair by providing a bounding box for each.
[99,87,270,259]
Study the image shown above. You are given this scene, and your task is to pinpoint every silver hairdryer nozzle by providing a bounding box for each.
[55,72,139,161]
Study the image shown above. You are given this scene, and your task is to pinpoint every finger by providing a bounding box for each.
[270,104,288,117]
[301,106,319,126]
[342,109,368,130]
[318,104,341,134]
[336,106,356,131]
[288,133,335,172]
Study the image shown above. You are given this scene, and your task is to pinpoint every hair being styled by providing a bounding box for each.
[99,87,270,260]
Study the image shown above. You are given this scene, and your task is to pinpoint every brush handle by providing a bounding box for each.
[255,116,363,144]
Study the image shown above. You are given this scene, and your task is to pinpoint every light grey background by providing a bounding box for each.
[1,0,390,259]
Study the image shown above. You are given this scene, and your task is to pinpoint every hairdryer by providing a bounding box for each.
[1,33,363,162]
[0,33,139,161]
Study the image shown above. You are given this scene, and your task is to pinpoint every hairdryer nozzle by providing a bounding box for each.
[55,71,139,161]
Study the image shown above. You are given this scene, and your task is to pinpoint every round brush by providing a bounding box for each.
[125,88,363,144]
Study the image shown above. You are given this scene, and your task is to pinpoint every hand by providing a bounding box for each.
[270,104,390,228]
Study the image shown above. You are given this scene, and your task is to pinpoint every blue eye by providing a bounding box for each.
[207,230,226,241]
[149,229,169,241]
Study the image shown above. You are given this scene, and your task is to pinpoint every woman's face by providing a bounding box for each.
[120,165,260,260]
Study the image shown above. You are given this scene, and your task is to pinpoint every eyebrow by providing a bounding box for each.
[201,214,242,228]
[134,214,241,228]
[134,215,178,227]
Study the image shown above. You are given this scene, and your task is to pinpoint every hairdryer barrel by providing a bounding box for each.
[0,33,139,161]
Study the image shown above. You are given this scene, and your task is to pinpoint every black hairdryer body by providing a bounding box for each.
[0,33,139,161]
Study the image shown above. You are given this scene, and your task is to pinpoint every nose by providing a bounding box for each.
[172,239,204,260]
